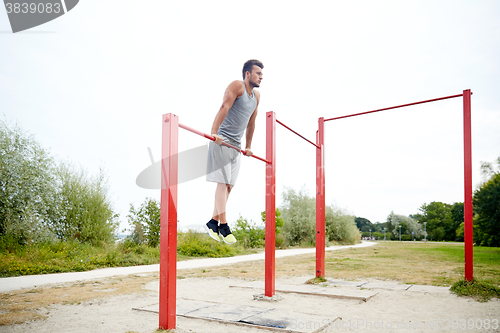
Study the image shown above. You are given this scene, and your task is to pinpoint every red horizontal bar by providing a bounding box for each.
[276,119,319,148]
[324,93,463,122]
[178,123,270,164]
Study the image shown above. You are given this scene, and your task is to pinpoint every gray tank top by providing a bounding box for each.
[217,81,257,145]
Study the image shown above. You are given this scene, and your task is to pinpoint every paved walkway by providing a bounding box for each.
[0,241,376,293]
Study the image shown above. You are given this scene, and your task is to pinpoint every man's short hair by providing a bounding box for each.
[242,59,264,79]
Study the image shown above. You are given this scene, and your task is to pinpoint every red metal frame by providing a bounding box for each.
[316,117,325,277]
[265,111,277,296]
[275,117,326,278]
[276,119,319,148]
[323,91,474,281]
[178,123,269,163]
[159,113,273,328]
[324,94,464,122]
[159,113,178,330]
[463,89,473,281]
[160,91,474,330]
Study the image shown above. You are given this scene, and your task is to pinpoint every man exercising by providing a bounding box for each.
[204,59,263,244]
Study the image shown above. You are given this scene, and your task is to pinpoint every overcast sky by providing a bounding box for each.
[1,0,499,233]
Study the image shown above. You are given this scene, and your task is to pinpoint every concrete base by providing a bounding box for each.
[133,299,338,333]
[229,281,378,302]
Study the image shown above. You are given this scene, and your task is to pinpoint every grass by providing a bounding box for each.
[305,276,327,284]
[0,232,259,278]
[450,279,500,302]
[1,241,499,327]
[0,240,161,277]
[177,241,500,288]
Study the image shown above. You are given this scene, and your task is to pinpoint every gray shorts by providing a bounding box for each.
[206,139,241,186]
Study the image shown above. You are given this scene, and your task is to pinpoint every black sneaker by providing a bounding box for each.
[204,219,220,242]
[219,224,237,244]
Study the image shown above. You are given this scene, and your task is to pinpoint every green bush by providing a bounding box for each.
[0,235,24,253]
[51,164,118,246]
[275,233,286,248]
[127,198,161,247]
[0,239,160,277]
[119,238,148,254]
[280,187,360,246]
[0,119,118,246]
[473,168,500,247]
[231,216,265,249]
[177,231,237,258]
[450,279,500,302]
[280,187,316,246]
[0,120,57,243]
[325,206,360,245]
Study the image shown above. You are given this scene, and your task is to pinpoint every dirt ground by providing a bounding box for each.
[2,274,500,333]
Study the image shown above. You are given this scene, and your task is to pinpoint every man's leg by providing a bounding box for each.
[211,182,237,244]
[212,183,232,224]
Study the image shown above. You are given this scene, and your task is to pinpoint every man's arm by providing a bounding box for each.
[244,90,260,156]
[211,81,244,144]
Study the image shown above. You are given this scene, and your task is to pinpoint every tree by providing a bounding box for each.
[127,198,161,247]
[261,208,284,234]
[355,217,371,231]
[386,211,422,239]
[52,164,118,246]
[473,157,500,247]
[451,202,464,240]
[326,207,360,244]
[0,119,57,242]
[413,202,457,241]
[280,187,316,246]
[280,187,360,246]
[232,215,265,248]
[0,119,119,246]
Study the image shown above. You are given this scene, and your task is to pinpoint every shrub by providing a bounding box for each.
[325,206,360,245]
[127,198,161,247]
[0,119,57,242]
[51,164,118,246]
[231,215,265,249]
[280,187,316,246]
[450,279,500,302]
[0,119,119,246]
[177,231,237,257]
[280,187,360,246]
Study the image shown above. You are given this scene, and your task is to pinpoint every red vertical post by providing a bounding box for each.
[463,90,473,281]
[316,117,326,277]
[265,111,276,297]
[159,113,178,329]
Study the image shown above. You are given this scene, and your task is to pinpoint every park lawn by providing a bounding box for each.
[179,242,500,287]
[1,241,499,326]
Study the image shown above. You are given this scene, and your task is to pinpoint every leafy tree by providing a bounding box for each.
[355,217,371,231]
[325,207,360,244]
[232,215,265,248]
[473,157,500,246]
[280,187,359,246]
[260,208,284,234]
[52,164,118,246]
[413,202,457,241]
[280,187,316,245]
[456,222,464,239]
[450,202,465,241]
[127,198,161,247]
[386,211,422,239]
[0,120,119,246]
[0,120,57,242]
[355,217,383,233]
